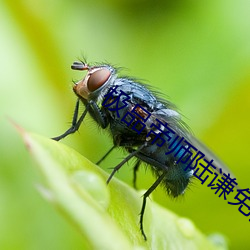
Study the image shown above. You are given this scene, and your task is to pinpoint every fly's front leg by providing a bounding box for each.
[52,99,89,141]
[89,100,108,129]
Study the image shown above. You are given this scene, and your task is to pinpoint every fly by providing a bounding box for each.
[52,60,234,240]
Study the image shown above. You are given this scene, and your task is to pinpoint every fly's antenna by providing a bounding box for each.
[71,61,89,71]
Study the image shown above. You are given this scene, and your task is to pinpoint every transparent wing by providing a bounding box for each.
[188,134,237,182]
[144,106,238,185]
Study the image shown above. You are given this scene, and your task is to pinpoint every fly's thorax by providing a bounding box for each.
[73,64,117,101]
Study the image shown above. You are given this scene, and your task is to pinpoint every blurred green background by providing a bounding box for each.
[0,0,249,249]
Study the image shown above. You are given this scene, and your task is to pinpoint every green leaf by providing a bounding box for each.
[19,128,227,250]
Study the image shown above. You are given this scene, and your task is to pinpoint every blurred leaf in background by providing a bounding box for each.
[0,0,249,249]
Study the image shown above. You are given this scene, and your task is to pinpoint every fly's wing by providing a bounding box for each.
[150,107,238,184]
[188,134,238,183]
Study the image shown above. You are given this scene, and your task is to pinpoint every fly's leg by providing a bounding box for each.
[96,145,116,165]
[133,160,141,189]
[140,173,166,240]
[52,99,89,141]
[52,99,108,141]
[107,143,146,184]
[99,147,141,188]
[89,100,108,129]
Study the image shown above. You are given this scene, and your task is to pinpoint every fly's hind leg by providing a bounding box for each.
[140,172,166,240]
[133,160,141,189]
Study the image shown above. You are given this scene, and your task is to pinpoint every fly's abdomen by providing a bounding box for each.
[137,125,194,197]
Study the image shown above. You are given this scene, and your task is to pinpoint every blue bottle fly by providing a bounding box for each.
[52,60,232,240]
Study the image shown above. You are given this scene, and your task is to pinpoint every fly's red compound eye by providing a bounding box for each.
[87,68,111,92]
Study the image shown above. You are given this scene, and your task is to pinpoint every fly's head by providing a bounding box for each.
[72,61,116,100]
